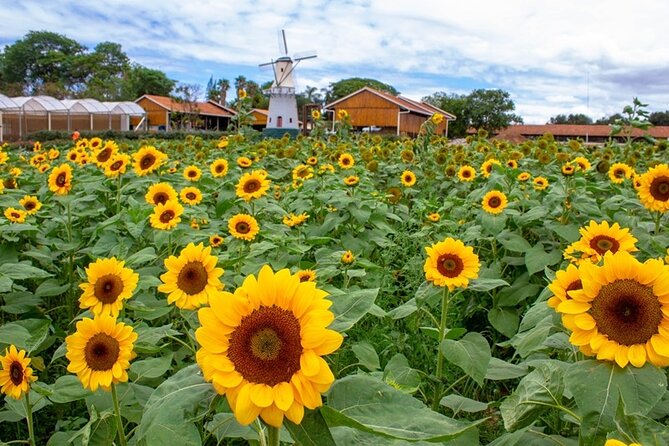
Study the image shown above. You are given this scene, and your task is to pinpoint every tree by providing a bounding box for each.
[324,77,399,103]
[650,111,669,126]
[422,92,469,138]
[81,42,130,100]
[206,76,230,105]
[466,89,523,132]
[548,113,593,125]
[121,64,175,99]
[595,113,623,125]
[171,83,202,129]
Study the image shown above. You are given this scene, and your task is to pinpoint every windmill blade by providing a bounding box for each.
[258,60,275,68]
[294,50,317,61]
[278,29,288,55]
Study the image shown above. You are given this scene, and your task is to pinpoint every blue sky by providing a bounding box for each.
[2,0,668,123]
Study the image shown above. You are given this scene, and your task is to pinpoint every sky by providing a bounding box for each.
[1,0,668,124]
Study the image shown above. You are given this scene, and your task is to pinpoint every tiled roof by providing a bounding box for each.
[495,124,669,139]
[138,95,234,117]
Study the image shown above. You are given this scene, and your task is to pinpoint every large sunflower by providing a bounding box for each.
[145,183,178,206]
[481,190,508,215]
[237,156,253,168]
[401,170,417,187]
[481,158,501,178]
[533,176,549,191]
[48,164,73,195]
[0,345,36,399]
[458,165,476,182]
[93,141,117,167]
[338,153,355,169]
[19,195,42,215]
[78,258,139,317]
[65,314,137,391]
[424,237,480,290]
[229,214,260,241]
[637,163,669,212]
[573,220,638,260]
[608,162,634,184]
[149,200,184,230]
[556,251,669,368]
[195,265,343,427]
[158,242,224,310]
[183,165,202,182]
[133,145,167,176]
[210,159,229,178]
[5,207,27,223]
[292,164,314,181]
[573,156,592,172]
[180,186,203,205]
[236,170,270,202]
[104,154,130,177]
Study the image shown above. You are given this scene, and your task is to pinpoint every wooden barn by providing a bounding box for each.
[134,95,235,131]
[324,87,455,137]
[250,109,268,130]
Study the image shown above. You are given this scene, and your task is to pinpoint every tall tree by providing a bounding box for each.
[649,111,669,126]
[121,64,176,99]
[466,89,523,132]
[548,113,593,125]
[422,92,468,138]
[171,83,202,129]
[325,77,399,103]
[206,77,231,104]
[81,42,130,100]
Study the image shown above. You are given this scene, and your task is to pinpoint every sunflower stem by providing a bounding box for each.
[432,287,450,411]
[23,392,35,446]
[266,425,280,446]
[111,383,127,446]
[654,211,662,234]
[115,174,122,215]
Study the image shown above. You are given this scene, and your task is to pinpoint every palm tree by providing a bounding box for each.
[217,79,230,105]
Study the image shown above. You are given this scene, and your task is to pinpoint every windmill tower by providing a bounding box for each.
[259,30,316,137]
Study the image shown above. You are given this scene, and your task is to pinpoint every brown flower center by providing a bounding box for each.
[24,201,36,211]
[342,158,351,166]
[153,192,169,205]
[56,172,67,187]
[650,176,669,201]
[243,179,261,193]
[110,160,123,171]
[84,333,120,371]
[97,148,112,163]
[9,361,24,386]
[94,274,124,304]
[436,253,464,278]
[140,154,156,170]
[187,169,198,178]
[462,170,471,178]
[186,192,197,200]
[235,221,250,234]
[228,305,302,385]
[614,168,625,178]
[215,164,224,173]
[11,212,20,219]
[404,175,412,183]
[589,235,620,255]
[488,196,502,208]
[159,210,175,224]
[177,261,208,295]
[590,279,661,346]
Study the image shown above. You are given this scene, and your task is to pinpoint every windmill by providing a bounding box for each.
[259,30,316,137]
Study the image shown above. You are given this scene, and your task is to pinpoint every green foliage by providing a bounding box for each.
[326,77,399,103]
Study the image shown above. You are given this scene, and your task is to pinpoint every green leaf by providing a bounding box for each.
[352,342,380,371]
[0,274,12,292]
[135,364,216,446]
[285,408,337,446]
[23,319,51,354]
[383,354,421,393]
[613,410,669,446]
[488,307,519,338]
[0,262,52,280]
[35,279,69,297]
[388,298,417,320]
[565,360,667,435]
[323,375,482,442]
[496,230,531,252]
[0,323,32,349]
[515,206,548,225]
[481,214,507,236]
[49,375,93,403]
[130,354,173,380]
[485,358,529,381]
[125,246,157,267]
[440,332,491,386]
[500,361,566,431]
[524,243,562,275]
[469,278,509,292]
[329,288,378,332]
[440,394,488,414]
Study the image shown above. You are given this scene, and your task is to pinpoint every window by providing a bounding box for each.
[277,116,283,127]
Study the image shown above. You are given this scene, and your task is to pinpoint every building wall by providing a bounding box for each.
[135,97,169,128]
[400,113,428,136]
[333,90,400,128]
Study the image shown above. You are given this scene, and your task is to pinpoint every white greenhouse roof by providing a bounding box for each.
[12,96,68,113]
[62,99,110,114]
[104,101,146,116]
[0,94,19,110]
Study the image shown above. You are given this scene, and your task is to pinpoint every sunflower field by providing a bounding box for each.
[0,120,668,446]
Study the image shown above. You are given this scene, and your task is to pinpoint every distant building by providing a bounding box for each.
[491,124,669,143]
[134,94,235,131]
[324,86,455,137]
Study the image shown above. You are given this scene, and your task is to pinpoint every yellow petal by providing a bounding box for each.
[628,344,647,368]
[614,345,629,368]
[573,313,596,331]
[557,300,591,314]
[260,404,284,428]
[300,350,321,377]
[274,382,294,411]
[285,400,304,424]
[234,383,261,425]
[249,383,274,408]
[650,334,669,357]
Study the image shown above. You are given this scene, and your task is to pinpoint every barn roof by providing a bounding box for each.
[494,124,669,140]
[137,94,234,117]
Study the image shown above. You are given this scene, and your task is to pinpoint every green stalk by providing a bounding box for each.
[23,392,36,446]
[111,383,128,446]
[116,174,122,215]
[654,211,663,234]
[266,425,280,446]
[432,287,450,411]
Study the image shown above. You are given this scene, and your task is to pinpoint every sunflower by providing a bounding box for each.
[608,162,634,184]
[158,242,224,310]
[573,156,591,171]
[218,138,229,149]
[341,250,355,264]
[180,186,203,205]
[79,258,139,317]
[517,172,531,182]
[5,207,27,223]
[337,109,349,120]
[19,195,42,215]
[547,264,582,309]
[48,164,73,195]
[338,153,355,169]
[38,164,50,174]
[104,154,130,177]
[149,200,184,230]
[505,159,518,169]
[533,176,549,190]
[209,234,224,248]
[65,314,137,391]
[431,113,445,125]
[555,251,669,368]
[236,170,271,202]
[283,213,309,228]
[0,345,36,399]
[311,109,321,120]
[427,212,441,222]
[145,183,178,206]
[573,220,638,260]
[93,141,117,167]
[561,164,575,176]
[306,156,318,166]
[229,214,260,241]
[387,187,402,204]
[48,149,60,160]
[401,170,416,187]
[33,141,42,152]
[195,265,342,427]
[210,159,229,177]
[318,163,335,175]
[89,137,103,151]
[604,440,641,446]
[424,237,480,290]
[183,165,202,182]
[10,167,22,177]
[637,163,669,212]
[296,269,317,282]
[481,158,501,178]
[458,165,476,182]
[237,156,253,168]
[133,145,167,176]
[292,164,314,181]
[344,175,359,186]
[481,190,508,215]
